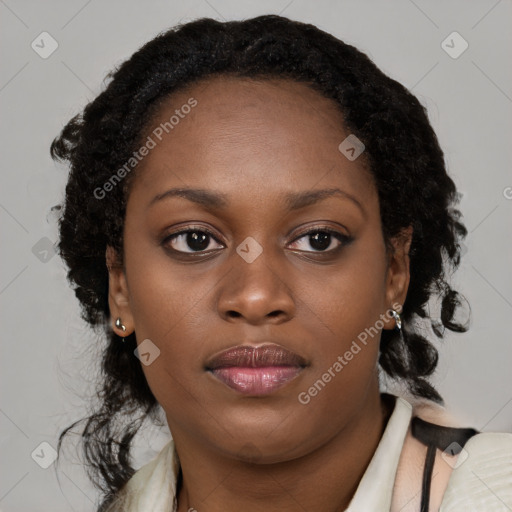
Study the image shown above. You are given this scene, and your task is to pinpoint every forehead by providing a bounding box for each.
[129,75,376,208]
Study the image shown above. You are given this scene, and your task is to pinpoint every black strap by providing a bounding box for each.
[411,417,478,512]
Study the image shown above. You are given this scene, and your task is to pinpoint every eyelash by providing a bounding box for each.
[161,225,353,257]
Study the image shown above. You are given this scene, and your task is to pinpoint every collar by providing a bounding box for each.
[345,396,413,511]
[121,395,412,512]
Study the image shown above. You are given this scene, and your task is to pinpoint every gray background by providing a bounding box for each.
[1,0,511,510]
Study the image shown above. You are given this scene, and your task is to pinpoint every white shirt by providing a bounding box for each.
[106,395,512,511]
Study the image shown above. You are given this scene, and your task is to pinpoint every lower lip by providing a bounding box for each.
[209,366,303,395]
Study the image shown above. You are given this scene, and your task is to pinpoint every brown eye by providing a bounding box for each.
[163,228,223,254]
[288,228,353,253]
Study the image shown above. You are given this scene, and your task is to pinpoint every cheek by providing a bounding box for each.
[297,240,388,393]
[301,281,383,394]
[307,245,388,344]
[127,272,212,378]
[124,231,203,339]
[122,236,207,387]
[125,264,207,419]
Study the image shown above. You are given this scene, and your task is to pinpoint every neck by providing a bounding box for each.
[173,391,395,512]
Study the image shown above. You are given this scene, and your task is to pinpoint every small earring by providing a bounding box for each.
[390,309,402,331]
[115,317,126,333]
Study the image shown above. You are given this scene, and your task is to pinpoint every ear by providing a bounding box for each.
[106,245,134,336]
[382,225,413,330]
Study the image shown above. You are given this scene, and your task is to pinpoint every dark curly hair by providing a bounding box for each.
[50,14,469,512]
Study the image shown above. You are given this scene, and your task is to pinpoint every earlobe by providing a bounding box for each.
[384,225,413,328]
[105,245,135,336]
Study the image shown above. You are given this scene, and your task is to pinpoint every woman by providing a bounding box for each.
[51,15,511,512]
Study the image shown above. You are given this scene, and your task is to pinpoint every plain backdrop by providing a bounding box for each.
[1,0,511,510]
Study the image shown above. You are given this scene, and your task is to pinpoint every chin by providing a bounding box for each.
[207,413,315,463]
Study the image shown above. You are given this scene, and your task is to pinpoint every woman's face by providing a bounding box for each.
[107,76,411,463]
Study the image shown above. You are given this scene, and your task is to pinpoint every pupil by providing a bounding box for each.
[310,232,330,251]
[187,232,209,251]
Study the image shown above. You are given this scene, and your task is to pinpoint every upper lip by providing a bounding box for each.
[205,344,308,370]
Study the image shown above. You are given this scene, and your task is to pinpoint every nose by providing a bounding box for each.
[216,248,296,325]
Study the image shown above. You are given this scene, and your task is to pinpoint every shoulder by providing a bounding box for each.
[440,431,512,511]
[390,398,460,511]
[391,397,512,512]
[391,421,455,511]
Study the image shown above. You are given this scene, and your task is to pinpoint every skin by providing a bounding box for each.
[106,76,412,512]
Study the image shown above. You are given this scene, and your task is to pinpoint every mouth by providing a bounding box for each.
[205,344,308,396]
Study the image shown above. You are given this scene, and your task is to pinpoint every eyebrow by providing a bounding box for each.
[148,186,365,216]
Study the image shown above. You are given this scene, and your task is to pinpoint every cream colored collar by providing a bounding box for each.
[109,396,414,512]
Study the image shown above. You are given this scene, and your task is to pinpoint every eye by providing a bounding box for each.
[161,225,353,256]
[162,227,224,254]
[288,227,353,253]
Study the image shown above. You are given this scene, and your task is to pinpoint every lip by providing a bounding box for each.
[205,344,308,396]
